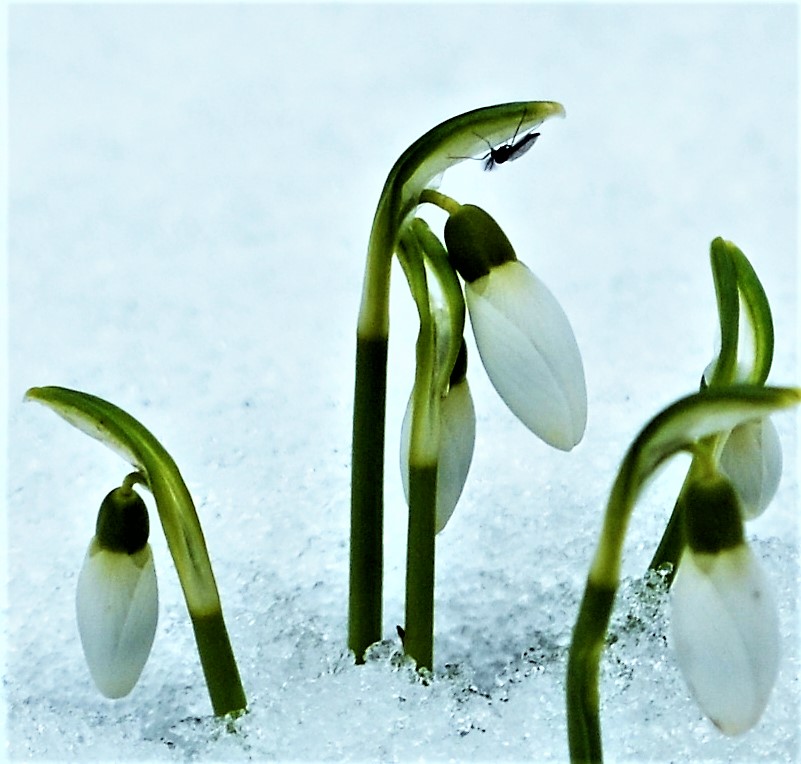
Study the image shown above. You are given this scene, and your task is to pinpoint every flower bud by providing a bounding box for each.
[76,486,158,699]
[445,205,586,450]
[718,417,782,520]
[671,543,779,735]
[400,378,476,533]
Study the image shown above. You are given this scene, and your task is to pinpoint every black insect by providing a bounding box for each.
[455,110,541,171]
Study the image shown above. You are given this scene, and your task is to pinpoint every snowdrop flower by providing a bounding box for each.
[401,377,476,533]
[671,473,779,735]
[76,484,158,699]
[444,204,586,450]
[718,417,782,520]
[703,361,783,520]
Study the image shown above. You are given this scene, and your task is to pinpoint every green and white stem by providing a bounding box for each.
[25,386,247,717]
[396,217,469,670]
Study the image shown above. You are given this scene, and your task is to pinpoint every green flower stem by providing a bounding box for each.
[25,386,246,716]
[566,579,616,764]
[567,386,800,763]
[349,332,388,662]
[192,610,249,717]
[399,220,441,671]
[408,217,466,395]
[349,102,562,660]
[419,188,462,217]
[404,461,438,671]
[647,471,690,582]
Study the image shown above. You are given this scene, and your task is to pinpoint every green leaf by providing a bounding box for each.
[708,238,740,386]
[727,240,774,384]
[410,218,466,395]
[385,101,565,221]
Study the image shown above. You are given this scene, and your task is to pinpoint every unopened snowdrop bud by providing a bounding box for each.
[76,485,158,699]
[702,357,784,520]
[401,355,476,533]
[671,474,779,735]
[444,204,586,450]
[718,417,782,520]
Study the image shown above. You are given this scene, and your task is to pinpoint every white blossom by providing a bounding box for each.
[718,417,782,520]
[671,543,779,735]
[75,538,158,699]
[401,378,476,533]
[465,260,586,450]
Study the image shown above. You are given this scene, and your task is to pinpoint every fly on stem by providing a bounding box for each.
[348,101,567,664]
[452,109,541,171]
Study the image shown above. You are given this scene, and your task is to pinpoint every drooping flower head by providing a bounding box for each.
[444,204,587,451]
[76,483,158,699]
[401,342,476,533]
[671,472,779,735]
[717,416,783,520]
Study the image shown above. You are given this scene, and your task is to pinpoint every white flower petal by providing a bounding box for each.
[76,539,158,699]
[465,261,587,450]
[718,417,782,520]
[400,379,476,533]
[671,545,779,735]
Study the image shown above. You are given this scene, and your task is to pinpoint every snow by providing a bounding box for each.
[5,3,798,762]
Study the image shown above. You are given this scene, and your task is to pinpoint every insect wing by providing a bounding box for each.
[508,131,540,162]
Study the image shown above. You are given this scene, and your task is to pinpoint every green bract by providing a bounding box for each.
[95,485,150,555]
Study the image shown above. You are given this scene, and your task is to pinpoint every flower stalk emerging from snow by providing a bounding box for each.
[25,386,247,717]
[649,238,781,581]
[567,240,795,762]
[348,101,568,666]
[566,385,800,763]
[395,217,472,670]
[393,198,587,671]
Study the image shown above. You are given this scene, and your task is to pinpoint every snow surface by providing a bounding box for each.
[5,4,799,762]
